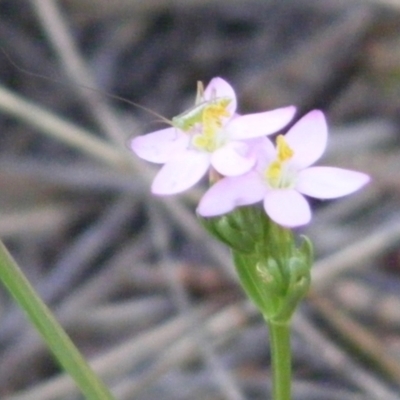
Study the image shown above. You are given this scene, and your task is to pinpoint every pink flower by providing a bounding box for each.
[130,77,296,195]
[197,110,370,228]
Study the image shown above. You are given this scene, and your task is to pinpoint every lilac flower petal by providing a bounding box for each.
[151,151,210,195]
[197,172,266,217]
[285,110,328,169]
[211,142,255,176]
[228,106,296,140]
[263,190,311,227]
[248,137,276,171]
[203,77,237,115]
[296,167,370,199]
[130,127,188,164]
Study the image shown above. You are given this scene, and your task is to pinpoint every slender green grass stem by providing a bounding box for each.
[0,241,116,400]
[267,320,292,400]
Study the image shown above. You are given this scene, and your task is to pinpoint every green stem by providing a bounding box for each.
[267,320,292,400]
[0,241,115,400]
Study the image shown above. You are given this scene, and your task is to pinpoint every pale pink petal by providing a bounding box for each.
[211,142,255,176]
[203,77,237,115]
[263,190,311,227]
[197,172,266,217]
[130,127,188,164]
[248,137,276,171]
[285,110,328,169]
[228,106,296,140]
[151,150,210,195]
[296,167,370,199]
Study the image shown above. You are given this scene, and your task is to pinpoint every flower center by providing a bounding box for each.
[265,135,295,189]
[191,98,231,152]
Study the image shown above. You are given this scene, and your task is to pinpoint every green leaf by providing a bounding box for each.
[0,241,115,400]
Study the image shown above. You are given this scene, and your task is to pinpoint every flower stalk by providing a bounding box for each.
[268,321,292,400]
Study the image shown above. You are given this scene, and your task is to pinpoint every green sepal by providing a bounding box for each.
[197,206,268,254]
[198,206,314,324]
[298,235,314,268]
[255,258,286,298]
[269,255,311,323]
[232,251,273,315]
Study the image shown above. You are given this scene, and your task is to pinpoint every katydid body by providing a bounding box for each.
[172,97,231,131]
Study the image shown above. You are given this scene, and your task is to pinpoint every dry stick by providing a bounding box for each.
[4,304,215,400]
[71,296,172,333]
[0,81,230,272]
[7,0,234,275]
[308,293,400,383]
[293,313,399,400]
[30,0,232,273]
[0,197,144,392]
[310,217,400,394]
[0,157,143,194]
[0,83,126,168]
[4,226,202,396]
[63,0,247,17]
[113,301,255,400]
[0,243,116,400]
[0,231,156,387]
[244,5,372,107]
[149,201,246,400]
[306,200,374,259]
[5,302,251,400]
[361,0,400,9]
[0,203,78,238]
[5,215,400,399]
[21,0,395,279]
[2,59,230,277]
[60,230,156,312]
[312,216,400,290]
[30,0,129,148]
[38,196,139,304]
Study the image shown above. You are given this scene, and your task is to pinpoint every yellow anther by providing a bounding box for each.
[192,99,231,152]
[202,108,221,138]
[203,103,229,125]
[276,135,293,162]
[193,134,213,152]
[264,136,295,189]
[193,135,208,148]
[265,160,282,188]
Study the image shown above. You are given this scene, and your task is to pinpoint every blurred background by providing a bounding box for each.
[0,0,400,399]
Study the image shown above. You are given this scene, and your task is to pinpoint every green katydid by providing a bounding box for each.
[171,83,232,132]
